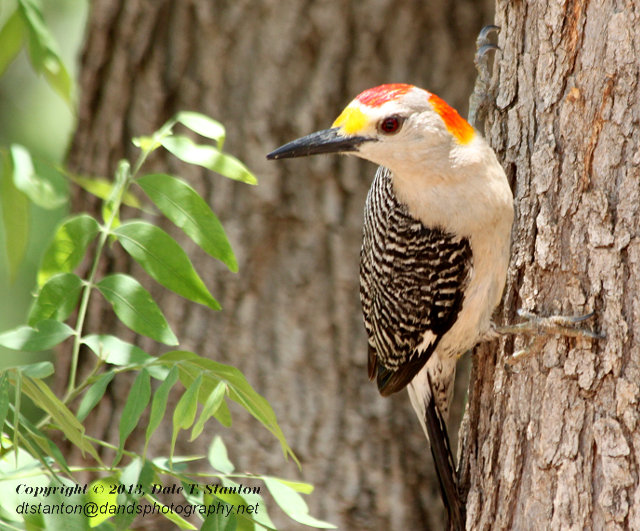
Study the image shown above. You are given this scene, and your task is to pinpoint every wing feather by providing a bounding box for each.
[360,166,472,396]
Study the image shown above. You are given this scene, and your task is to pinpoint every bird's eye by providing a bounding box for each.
[378,115,403,134]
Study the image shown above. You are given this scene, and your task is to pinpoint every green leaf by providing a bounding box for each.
[97,273,178,345]
[44,481,87,530]
[0,9,24,77]
[213,397,232,428]
[17,410,72,475]
[11,427,59,482]
[102,198,120,229]
[132,116,175,155]
[1,152,29,281]
[264,478,336,529]
[215,478,275,530]
[137,173,237,272]
[38,214,100,286]
[31,156,69,203]
[207,436,234,474]
[113,221,220,310]
[13,371,22,456]
[144,365,179,455]
[68,172,141,208]
[158,351,295,464]
[17,0,74,104]
[202,510,238,531]
[143,495,197,530]
[126,458,155,497]
[86,477,119,527]
[115,459,147,528]
[101,159,130,228]
[20,376,100,461]
[272,479,314,495]
[118,369,151,454]
[191,381,226,440]
[133,135,161,153]
[161,135,257,185]
[0,373,10,440]
[173,374,202,432]
[82,334,153,367]
[9,144,67,208]
[170,374,202,462]
[16,361,54,378]
[76,371,115,422]
[28,272,83,326]
[0,320,74,351]
[110,459,155,530]
[175,112,226,145]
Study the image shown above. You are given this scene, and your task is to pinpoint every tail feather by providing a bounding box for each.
[425,372,465,531]
[408,359,464,531]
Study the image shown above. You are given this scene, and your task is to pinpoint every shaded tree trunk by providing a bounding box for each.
[65,0,493,529]
[460,0,640,529]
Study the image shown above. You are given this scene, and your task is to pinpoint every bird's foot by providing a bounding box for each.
[468,24,500,129]
[495,309,604,367]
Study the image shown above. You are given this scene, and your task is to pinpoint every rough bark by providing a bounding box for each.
[459,0,640,529]
[65,0,493,529]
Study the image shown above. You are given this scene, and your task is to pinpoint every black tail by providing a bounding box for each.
[425,373,465,531]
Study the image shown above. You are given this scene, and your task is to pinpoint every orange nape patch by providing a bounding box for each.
[356,83,414,108]
[428,93,475,144]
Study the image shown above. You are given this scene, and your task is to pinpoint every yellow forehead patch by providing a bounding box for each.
[332,105,368,135]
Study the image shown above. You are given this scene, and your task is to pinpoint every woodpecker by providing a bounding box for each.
[267,83,514,529]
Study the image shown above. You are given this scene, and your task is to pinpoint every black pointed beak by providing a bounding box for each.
[266,127,371,160]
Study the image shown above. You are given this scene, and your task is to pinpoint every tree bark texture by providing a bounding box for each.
[459,0,640,529]
[65,0,493,529]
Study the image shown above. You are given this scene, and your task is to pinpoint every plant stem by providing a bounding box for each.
[65,358,105,404]
[65,152,147,401]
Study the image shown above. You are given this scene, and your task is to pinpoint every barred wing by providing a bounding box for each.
[360,166,472,396]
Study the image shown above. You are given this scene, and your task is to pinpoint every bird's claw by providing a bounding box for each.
[476,43,499,65]
[497,310,605,370]
[476,24,500,48]
[468,25,500,129]
[509,309,604,339]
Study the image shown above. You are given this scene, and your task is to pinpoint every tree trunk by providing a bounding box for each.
[460,0,640,529]
[66,0,493,529]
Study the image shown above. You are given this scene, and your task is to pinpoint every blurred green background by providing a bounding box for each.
[0,0,87,368]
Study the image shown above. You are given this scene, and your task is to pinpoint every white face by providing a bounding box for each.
[267,84,479,175]
[331,88,459,171]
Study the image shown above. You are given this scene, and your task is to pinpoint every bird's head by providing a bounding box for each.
[267,83,476,172]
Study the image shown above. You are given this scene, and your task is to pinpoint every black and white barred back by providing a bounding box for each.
[360,166,473,397]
